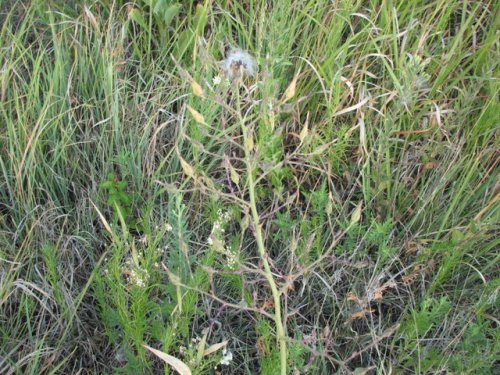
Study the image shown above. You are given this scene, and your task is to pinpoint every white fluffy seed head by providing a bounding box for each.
[220,48,257,78]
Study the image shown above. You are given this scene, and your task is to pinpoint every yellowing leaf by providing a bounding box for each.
[326,192,334,215]
[240,214,249,232]
[373,281,397,301]
[179,156,195,178]
[310,143,330,155]
[374,290,384,300]
[90,200,114,238]
[282,69,300,102]
[84,5,98,29]
[187,105,206,125]
[229,164,240,185]
[299,119,309,143]
[209,235,225,253]
[423,161,437,170]
[348,309,375,321]
[143,344,192,375]
[223,155,239,184]
[165,268,181,286]
[333,96,370,117]
[191,79,204,97]
[203,340,229,356]
[346,291,360,302]
[245,133,254,152]
[269,110,275,130]
[350,201,363,225]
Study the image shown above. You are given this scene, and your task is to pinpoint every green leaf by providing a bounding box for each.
[174,29,193,59]
[116,191,130,203]
[153,0,166,15]
[193,4,208,34]
[107,193,119,205]
[163,3,182,27]
[100,180,114,189]
[451,229,465,244]
[128,8,148,30]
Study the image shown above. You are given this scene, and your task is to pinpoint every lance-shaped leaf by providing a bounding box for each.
[143,344,191,375]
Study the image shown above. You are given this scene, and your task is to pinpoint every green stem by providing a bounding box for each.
[236,83,287,373]
[247,162,287,375]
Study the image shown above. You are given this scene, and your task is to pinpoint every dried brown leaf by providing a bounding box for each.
[143,344,192,375]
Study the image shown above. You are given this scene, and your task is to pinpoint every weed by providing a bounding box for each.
[0,0,498,374]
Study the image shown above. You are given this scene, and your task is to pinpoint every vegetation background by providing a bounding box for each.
[0,0,498,374]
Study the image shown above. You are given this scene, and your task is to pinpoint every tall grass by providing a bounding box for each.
[0,0,498,374]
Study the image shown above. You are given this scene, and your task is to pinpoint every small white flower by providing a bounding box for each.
[122,255,149,288]
[212,75,222,85]
[226,250,239,270]
[134,276,146,288]
[220,48,257,78]
[207,237,213,245]
[165,223,173,232]
[220,348,233,365]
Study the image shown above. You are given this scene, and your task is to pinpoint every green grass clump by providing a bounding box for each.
[0,0,498,374]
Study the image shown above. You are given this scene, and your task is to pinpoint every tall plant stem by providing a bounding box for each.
[236,86,287,374]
